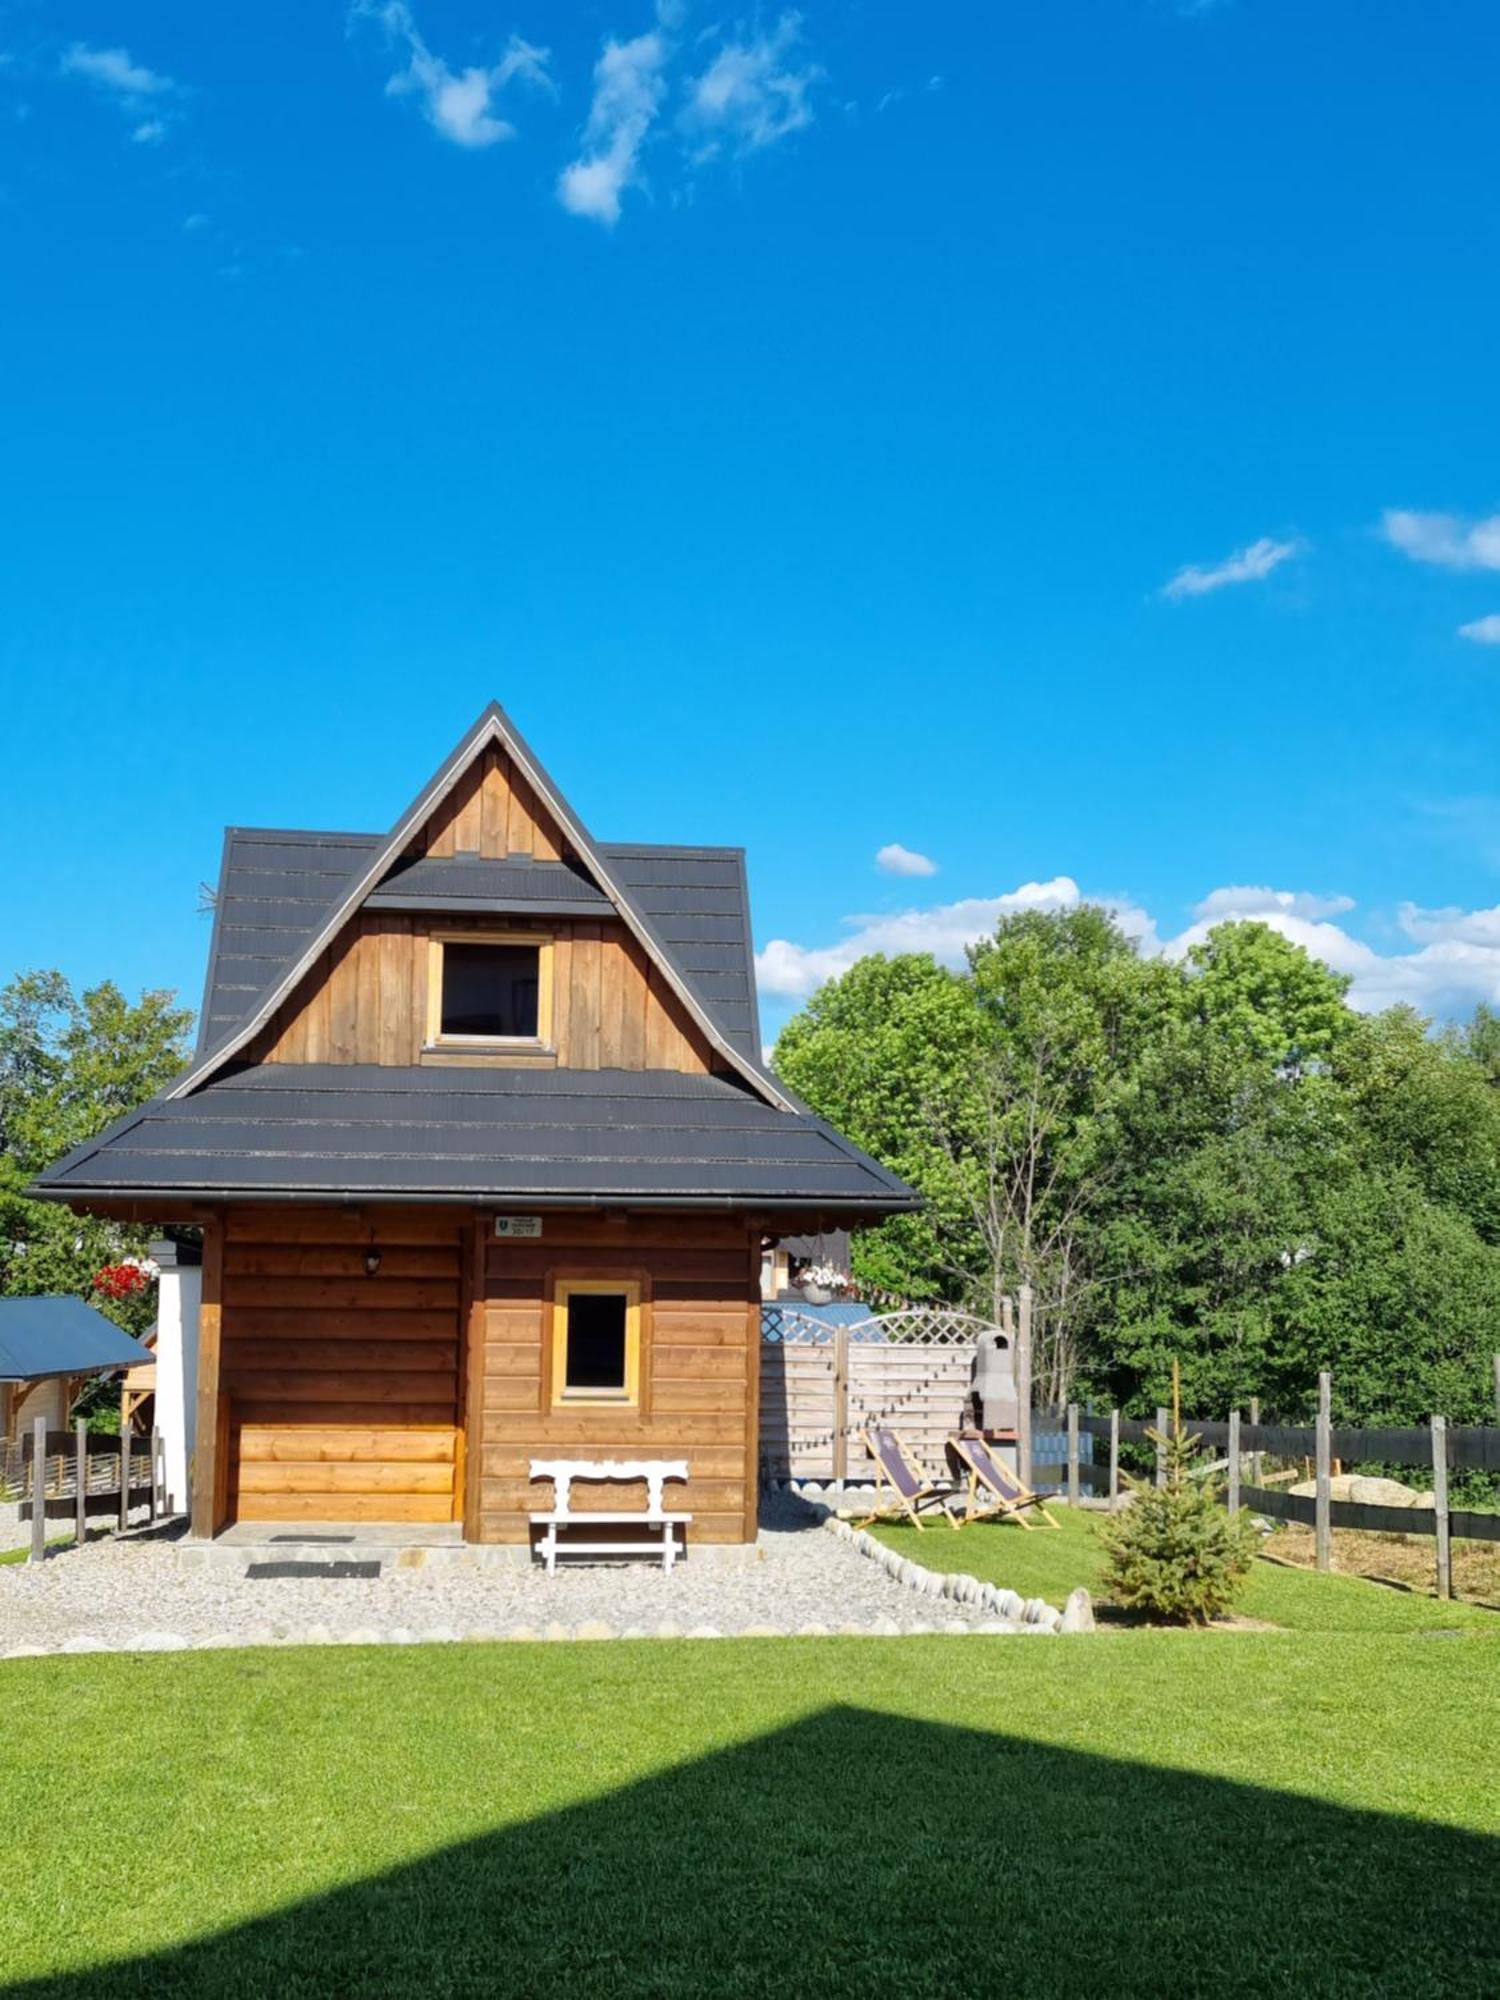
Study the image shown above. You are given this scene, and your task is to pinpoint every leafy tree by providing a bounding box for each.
[1182,920,1353,1072]
[0,972,193,1342]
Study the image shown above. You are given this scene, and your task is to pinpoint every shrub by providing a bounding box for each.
[1100,1422,1260,1624]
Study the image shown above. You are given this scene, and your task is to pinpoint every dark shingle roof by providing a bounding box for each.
[35,1066,918,1211]
[198,834,762,1062]
[365,855,613,917]
[0,1297,154,1382]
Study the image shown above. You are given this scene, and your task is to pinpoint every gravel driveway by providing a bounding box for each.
[0,1496,1032,1654]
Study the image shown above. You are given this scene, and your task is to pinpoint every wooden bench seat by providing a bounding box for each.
[528,1459,691,1573]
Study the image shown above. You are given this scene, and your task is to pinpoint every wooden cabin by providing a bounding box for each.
[34,704,917,1549]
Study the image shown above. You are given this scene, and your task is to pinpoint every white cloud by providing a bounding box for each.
[1458,614,1500,646]
[757,877,1500,1020]
[131,119,165,144]
[1191,886,1355,924]
[757,878,1084,996]
[680,13,818,161]
[354,2,550,149]
[1382,509,1500,572]
[61,44,172,98]
[1160,536,1304,600]
[876,843,937,878]
[557,24,670,223]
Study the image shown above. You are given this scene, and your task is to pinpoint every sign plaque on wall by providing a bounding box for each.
[493,1216,543,1239]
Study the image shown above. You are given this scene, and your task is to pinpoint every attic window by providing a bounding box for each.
[428,935,553,1046]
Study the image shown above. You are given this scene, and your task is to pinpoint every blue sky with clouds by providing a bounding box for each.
[3,0,1500,1046]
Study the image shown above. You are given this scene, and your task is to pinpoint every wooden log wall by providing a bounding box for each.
[220,1208,464,1525]
[476,1213,762,1545]
[252,914,712,1072]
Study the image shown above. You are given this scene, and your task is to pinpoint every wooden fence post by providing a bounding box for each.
[1432,1415,1451,1602]
[1227,1408,1241,1515]
[1249,1395,1262,1490]
[1108,1408,1120,1510]
[1315,1371,1332,1572]
[831,1325,849,1486]
[74,1418,87,1547]
[118,1416,132,1535]
[29,1415,47,1564]
[1016,1285,1033,1494]
[150,1425,163,1524]
[1066,1403,1080,1506]
[1154,1407,1168,1489]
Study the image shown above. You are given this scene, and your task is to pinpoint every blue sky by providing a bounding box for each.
[3,0,1500,1047]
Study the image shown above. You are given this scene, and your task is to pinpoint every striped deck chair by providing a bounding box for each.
[947,1433,1061,1530]
[851,1426,963,1531]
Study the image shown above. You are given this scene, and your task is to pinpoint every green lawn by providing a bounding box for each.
[872,1506,1500,1633]
[2,1634,1499,1997]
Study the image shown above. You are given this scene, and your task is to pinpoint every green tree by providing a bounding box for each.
[1183,920,1353,1072]
[0,972,194,1340]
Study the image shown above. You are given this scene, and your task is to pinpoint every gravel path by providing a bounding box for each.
[0,1497,1029,1652]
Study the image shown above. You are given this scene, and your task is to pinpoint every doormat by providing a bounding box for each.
[245,1560,383,1580]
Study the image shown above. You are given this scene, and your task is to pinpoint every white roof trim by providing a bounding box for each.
[168,703,793,1112]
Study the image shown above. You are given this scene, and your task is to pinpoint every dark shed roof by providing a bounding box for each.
[33,1065,919,1212]
[0,1298,154,1382]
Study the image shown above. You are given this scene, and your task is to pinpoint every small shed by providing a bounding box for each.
[0,1298,155,1442]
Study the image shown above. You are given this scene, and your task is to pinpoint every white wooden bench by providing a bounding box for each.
[528,1458,692,1574]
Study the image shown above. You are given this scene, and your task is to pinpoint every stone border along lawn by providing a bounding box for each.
[821,1513,1087,1631]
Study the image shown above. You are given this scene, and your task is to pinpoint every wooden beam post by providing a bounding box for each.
[1155,1407,1168,1489]
[1432,1414,1451,1602]
[831,1324,850,1485]
[29,1415,47,1564]
[1315,1370,1332,1572]
[1227,1408,1241,1515]
[191,1215,225,1540]
[150,1425,162,1523]
[1066,1402,1080,1507]
[118,1414,133,1535]
[1108,1408,1120,1510]
[74,1418,87,1547]
[1016,1284,1033,1493]
[1249,1395,1261,1490]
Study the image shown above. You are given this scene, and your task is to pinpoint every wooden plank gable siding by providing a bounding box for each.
[420,742,563,861]
[220,1208,464,1524]
[252,914,713,1072]
[477,1213,762,1545]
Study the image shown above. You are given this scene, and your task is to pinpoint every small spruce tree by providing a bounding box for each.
[1100,1414,1260,1625]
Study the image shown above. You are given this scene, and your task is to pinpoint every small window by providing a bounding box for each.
[429,936,552,1045]
[552,1280,641,1405]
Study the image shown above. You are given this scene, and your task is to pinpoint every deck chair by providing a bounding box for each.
[946,1433,1062,1531]
[850,1426,963,1531]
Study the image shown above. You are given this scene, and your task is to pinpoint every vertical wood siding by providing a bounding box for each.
[421,742,563,861]
[252,915,712,1072]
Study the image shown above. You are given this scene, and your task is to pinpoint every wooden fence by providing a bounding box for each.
[6,1417,165,1563]
[759,1307,986,1482]
[1057,1372,1500,1600]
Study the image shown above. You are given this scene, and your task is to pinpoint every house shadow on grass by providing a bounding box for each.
[10,1703,1498,1999]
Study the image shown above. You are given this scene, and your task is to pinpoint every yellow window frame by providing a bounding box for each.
[425,931,554,1050]
[551,1278,642,1408]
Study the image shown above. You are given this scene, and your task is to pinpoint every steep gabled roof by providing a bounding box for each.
[177,702,790,1110]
